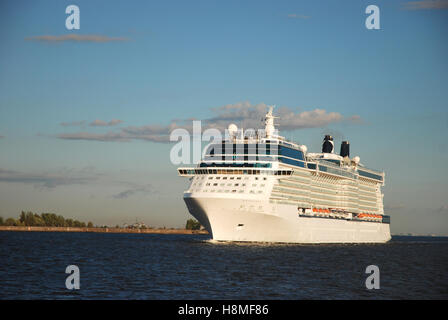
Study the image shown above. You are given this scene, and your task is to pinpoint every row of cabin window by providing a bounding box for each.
[180,169,292,176]
[202,183,266,187]
[206,144,304,161]
[206,176,267,181]
[199,162,272,168]
[189,189,264,194]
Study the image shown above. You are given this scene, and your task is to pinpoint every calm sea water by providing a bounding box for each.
[0,231,447,299]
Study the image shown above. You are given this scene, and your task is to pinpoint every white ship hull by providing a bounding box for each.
[185,195,391,244]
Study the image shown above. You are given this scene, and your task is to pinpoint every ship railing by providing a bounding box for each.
[316,159,341,168]
[357,165,384,176]
[316,159,383,176]
[316,159,384,181]
[314,161,357,179]
[178,167,293,177]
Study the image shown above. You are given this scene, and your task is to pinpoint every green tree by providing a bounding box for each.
[41,213,54,226]
[72,220,85,228]
[56,215,66,227]
[11,211,92,228]
[87,221,93,228]
[19,211,26,224]
[42,213,59,226]
[185,219,201,230]
[24,212,36,226]
[5,218,20,226]
[0,217,3,225]
[66,219,74,227]
[33,213,45,226]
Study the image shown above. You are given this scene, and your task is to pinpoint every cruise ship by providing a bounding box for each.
[178,107,391,243]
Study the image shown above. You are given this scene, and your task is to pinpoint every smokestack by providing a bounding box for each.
[322,135,334,153]
[340,141,350,158]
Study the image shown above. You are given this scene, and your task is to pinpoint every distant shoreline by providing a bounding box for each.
[0,226,209,235]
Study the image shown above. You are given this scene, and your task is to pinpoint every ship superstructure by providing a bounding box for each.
[178,107,391,243]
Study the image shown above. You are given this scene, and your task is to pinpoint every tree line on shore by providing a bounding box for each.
[185,218,202,230]
[0,212,203,230]
[0,211,93,228]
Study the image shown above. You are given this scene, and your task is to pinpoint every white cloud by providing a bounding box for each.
[0,167,100,189]
[112,184,154,199]
[56,102,361,143]
[57,131,131,142]
[89,119,124,127]
[203,102,353,131]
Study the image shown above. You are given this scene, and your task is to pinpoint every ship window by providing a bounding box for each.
[213,183,218,186]
[279,145,304,160]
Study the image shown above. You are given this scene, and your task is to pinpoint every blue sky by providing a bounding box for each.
[0,0,447,234]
